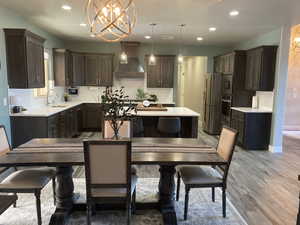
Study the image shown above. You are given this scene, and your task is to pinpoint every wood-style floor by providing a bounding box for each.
[74,131,300,225]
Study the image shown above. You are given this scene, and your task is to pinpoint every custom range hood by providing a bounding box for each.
[115,41,145,78]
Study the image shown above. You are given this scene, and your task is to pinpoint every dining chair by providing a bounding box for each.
[0,125,57,225]
[0,195,18,215]
[83,139,138,225]
[176,126,238,220]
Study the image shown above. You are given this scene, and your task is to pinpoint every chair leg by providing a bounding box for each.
[127,200,132,225]
[176,172,181,201]
[87,202,92,225]
[184,187,190,221]
[212,187,215,202]
[13,193,17,208]
[52,177,56,206]
[222,187,226,218]
[35,191,42,225]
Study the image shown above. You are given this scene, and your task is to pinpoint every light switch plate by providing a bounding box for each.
[3,97,7,106]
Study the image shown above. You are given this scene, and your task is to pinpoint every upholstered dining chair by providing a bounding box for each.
[83,139,138,225]
[0,125,56,225]
[176,126,238,220]
[0,195,18,215]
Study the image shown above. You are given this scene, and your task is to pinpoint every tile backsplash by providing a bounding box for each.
[256,91,274,110]
[8,77,174,110]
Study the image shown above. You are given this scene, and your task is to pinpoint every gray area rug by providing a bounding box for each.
[0,178,246,225]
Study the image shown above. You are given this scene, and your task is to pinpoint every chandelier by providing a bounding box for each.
[86,0,137,42]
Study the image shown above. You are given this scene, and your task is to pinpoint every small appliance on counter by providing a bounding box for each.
[68,88,79,95]
[252,96,259,109]
[12,106,27,113]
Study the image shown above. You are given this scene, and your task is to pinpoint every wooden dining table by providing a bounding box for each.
[0,137,226,225]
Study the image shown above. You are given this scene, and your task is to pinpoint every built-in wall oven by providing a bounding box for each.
[221,74,233,126]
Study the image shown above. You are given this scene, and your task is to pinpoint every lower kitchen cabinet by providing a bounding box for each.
[82,103,102,131]
[11,105,82,148]
[230,109,272,150]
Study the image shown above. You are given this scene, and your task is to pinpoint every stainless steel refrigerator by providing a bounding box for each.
[202,73,222,134]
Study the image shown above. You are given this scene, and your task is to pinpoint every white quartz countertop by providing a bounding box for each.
[231,107,273,113]
[136,107,200,117]
[10,102,197,117]
[10,102,83,117]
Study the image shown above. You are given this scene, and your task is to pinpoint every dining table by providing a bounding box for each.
[0,137,227,225]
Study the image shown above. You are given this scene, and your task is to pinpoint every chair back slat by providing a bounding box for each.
[103,121,131,139]
[0,126,11,157]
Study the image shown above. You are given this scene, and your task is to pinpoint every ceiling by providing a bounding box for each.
[0,0,291,46]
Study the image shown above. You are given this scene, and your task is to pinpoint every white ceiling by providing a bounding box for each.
[0,0,291,46]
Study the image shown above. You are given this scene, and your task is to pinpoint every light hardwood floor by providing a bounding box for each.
[74,131,300,225]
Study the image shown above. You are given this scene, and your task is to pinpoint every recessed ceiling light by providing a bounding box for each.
[80,23,87,27]
[144,35,151,39]
[90,34,95,38]
[229,10,239,16]
[61,4,72,11]
[209,27,217,32]
[197,37,203,41]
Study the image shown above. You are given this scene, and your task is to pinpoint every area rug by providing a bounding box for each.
[0,178,246,225]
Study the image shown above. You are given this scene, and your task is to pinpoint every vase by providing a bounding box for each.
[103,120,131,139]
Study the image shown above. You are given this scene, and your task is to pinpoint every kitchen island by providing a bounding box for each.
[134,107,199,138]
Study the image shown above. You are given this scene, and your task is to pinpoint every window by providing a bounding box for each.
[34,51,50,97]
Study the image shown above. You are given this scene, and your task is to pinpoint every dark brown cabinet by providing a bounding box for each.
[53,49,73,86]
[4,29,45,88]
[82,103,102,131]
[85,54,114,87]
[245,46,278,91]
[10,105,82,148]
[231,109,272,150]
[146,55,175,88]
[72,53,85,86]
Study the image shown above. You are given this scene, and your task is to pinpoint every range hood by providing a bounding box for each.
[115,41,145,78]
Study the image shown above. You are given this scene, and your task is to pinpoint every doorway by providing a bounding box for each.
[177,56,208,121]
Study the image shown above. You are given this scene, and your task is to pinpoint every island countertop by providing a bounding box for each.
[136,107,199,117]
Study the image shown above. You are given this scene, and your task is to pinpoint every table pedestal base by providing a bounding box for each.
[49,165,178,225]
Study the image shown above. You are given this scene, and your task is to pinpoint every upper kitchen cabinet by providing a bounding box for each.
[245,46,278,91]
[4,29,46,89]
[85,54,114,87]
[146,55,175,88]
[72,52,85,86]
[213,53,235,74]
[53,49,73,87]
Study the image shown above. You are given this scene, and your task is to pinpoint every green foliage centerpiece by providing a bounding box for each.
[101,87,136,139]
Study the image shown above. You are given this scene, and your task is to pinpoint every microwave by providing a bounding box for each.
[68,88,79,95]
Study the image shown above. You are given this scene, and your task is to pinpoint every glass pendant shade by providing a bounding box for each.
[120,51,128,64]
[149,54,156,66]
[86,0,137,42]
[178,54,184,63]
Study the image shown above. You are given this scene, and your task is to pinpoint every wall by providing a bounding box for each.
[284,24,300,130]
[0,6,64,141]
[178,56,207,118]
[233,29,281,50]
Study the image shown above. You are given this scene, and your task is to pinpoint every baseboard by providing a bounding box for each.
[268,145,282,153]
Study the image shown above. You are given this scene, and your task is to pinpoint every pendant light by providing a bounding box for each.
[149,23,157,66]
[178,24,186,64]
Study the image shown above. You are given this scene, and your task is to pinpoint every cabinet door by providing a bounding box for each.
[85,55,99,86]
[99,55,113,87]
[72,53,85,86]
[26,38,45,88]
[146,56,161,88]
[160,56,175,88]
[252,48,263,90]
[83,104,102,131]
[245,51,254,90]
